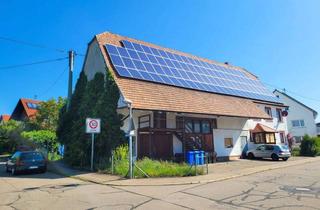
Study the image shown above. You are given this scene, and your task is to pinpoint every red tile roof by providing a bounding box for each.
[10,98,41,121]
[252,123,276,133]
[20,98,41,118]
[93,32,280,119]
[0,114,10,122]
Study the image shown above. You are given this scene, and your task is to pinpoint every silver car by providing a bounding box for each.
[246,144,291,161]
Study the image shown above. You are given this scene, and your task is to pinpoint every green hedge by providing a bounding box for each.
[300,135,320,157]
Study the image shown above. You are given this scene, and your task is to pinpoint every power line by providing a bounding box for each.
[38,67,68,98]
[0,57,68,70]
[0,36,86,56]
[0,36,67,53]
[263,82,320,102]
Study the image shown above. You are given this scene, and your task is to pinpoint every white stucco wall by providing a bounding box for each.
[83,40,106,81]
[274,91,317,137]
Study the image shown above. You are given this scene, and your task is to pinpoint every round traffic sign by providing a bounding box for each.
[89,119,98,129]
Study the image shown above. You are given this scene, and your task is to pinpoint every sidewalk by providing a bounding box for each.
[48,156,320,186]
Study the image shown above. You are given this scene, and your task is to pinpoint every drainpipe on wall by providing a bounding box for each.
[124,99,133,179]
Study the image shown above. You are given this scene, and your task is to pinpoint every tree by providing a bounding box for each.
[0,120,24,154]
[28,97,66,131]
[57,70,125,169]
[21,130,57,153]
[57,71,88,166]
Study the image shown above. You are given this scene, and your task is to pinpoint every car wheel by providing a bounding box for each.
[40,167,47,173]
[282,157,289,161]
[271,154,279,161]
[248,153,255,159]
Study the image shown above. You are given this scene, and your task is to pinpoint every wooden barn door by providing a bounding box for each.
[138,134,150,159]
[152,133,173,160]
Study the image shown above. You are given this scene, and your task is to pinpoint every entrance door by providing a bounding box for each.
[240,136,248,157]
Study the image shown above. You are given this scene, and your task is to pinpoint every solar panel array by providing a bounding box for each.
[105,40,279,103]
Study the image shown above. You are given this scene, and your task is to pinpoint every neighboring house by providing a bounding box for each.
[0,114,10,124]
[274,90,318,143]
[10,98,41,121]
[82,32,288,161]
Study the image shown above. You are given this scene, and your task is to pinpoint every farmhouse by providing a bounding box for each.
[10,98,41,121]
[82,32,288,161]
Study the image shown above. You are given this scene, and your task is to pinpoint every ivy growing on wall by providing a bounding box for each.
[57,70,125,169]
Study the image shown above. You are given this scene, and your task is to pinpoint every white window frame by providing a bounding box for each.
[291,120,305,127]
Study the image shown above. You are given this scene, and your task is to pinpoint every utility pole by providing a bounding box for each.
[67,50,74,110]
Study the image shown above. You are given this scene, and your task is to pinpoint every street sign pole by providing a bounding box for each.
[128,103,134,179]
[86,118,100,172]
[129,133,133,178]
[91,133,95,171]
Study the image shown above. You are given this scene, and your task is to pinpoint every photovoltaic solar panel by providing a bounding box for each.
[104,40,280,103]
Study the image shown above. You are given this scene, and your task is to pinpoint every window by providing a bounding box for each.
[279,132,285,143]
[185,120,193,133]
[276,109,282,122]
[193,120,201,133]
[224,138,233,148]
[256,145,265,151]
[265,145,274,150]
[252,132,276,144]
[27,102,39,109]
[291,120,305,127]
[154,111,166,128]
[138,115,150,128]
[201,120,211,134]
[265,107,272,117]
[181,118,213,134]
[265,133,275,144]
[294,136,303,143]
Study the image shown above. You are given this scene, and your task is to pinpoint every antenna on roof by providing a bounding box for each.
[283,88,286,93]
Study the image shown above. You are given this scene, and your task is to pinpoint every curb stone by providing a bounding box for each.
[48,157,320,187]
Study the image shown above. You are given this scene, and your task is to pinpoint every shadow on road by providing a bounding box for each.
[0,162,63,179]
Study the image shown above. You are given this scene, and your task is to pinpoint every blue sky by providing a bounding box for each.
[1,0,319,121]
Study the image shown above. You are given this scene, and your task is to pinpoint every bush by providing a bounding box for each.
[291,147,300,156]
[300,135,320,157]
[111,144,204,178]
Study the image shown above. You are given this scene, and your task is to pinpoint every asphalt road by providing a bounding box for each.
[0,161,319,210]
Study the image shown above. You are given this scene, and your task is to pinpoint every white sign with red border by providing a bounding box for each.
[86,118,101,133]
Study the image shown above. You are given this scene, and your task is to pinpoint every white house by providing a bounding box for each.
[82,32,288,161]
[274,90,318,143]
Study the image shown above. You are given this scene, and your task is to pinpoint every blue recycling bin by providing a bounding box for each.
[187,150,205,165]
[186,151,195,165]
[199,151,205,165]
[194,151,200,165]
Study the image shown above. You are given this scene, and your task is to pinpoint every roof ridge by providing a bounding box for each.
[96,31,258,80]
[274,89,318,116]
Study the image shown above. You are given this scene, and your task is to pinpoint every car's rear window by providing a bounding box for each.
[20,152,44,161]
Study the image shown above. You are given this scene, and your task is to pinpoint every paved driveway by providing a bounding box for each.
[1,160,319,209]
